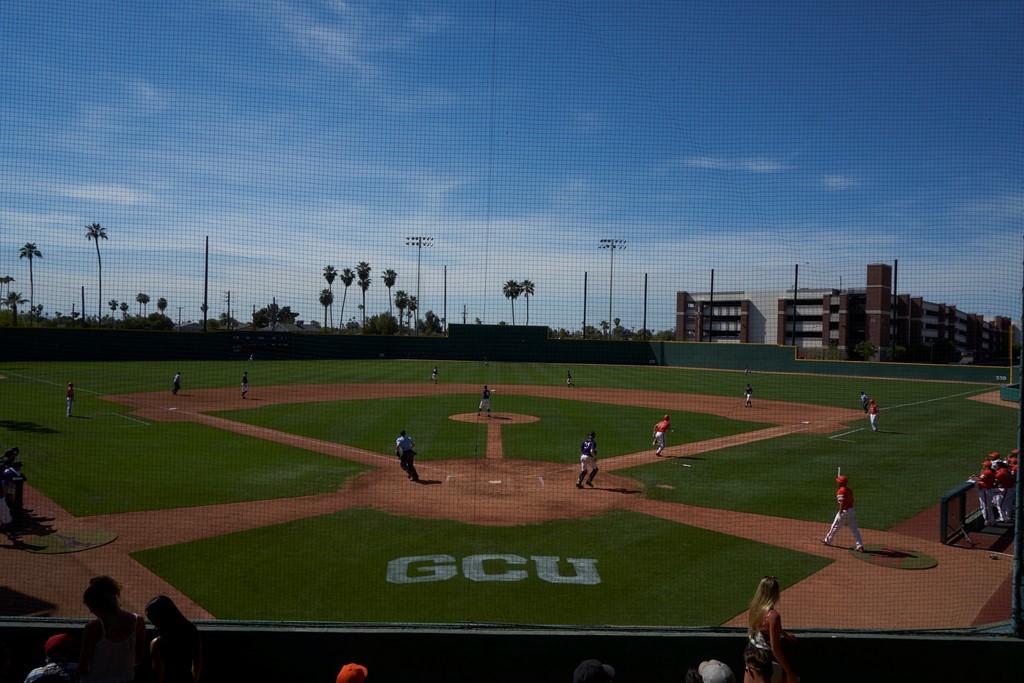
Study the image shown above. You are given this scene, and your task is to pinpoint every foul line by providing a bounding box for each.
[113,412,150,425]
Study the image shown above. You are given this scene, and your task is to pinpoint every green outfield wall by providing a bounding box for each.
[1,325,1009,383]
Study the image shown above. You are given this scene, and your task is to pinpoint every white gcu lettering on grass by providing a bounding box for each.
[386,554,600,585]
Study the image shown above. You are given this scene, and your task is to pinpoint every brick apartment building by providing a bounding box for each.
[675,263,1012,363]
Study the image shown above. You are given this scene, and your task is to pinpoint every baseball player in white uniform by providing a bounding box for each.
[576,431,599,489]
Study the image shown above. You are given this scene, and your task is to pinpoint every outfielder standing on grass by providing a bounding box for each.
[821,474,865,552]
[652,414,672,457]
[66,382,75,417]
[395,430,419,482]
[576,431,599,489]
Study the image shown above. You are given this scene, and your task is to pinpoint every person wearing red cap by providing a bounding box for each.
[993,460,1015,524]
[970,460,997,526]
[652,414,672,457]
[337,662,368,683]
[821,475,865,551]
[24,633,77,682]
[66,382,75,417]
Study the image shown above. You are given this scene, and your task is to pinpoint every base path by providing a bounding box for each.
[2,383,1010,630]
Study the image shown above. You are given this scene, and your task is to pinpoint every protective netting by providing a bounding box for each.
[2,1,1021,633]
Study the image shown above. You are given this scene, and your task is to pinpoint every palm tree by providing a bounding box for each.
[502,280,523,325]
[136,293,150,316]
[0,275,13,297]
[157,297,168,316]
[319,288,334,328]
[381,269,398,315]
[108,299,119,325]
[520,279,535,325]
[323,265,337,327]
[356,261,372,327]
[18,242,42,323]
[394,290,409,335]
[339,268,355,330]
[85,223,108,320]
[119,301,129,320]
[406,295,418,333]
[4,291,27,327]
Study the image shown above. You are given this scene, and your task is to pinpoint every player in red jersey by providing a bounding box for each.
[652,414,672,457]
[821,475,865,551]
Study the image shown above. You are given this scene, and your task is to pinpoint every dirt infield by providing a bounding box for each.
[3,383,1013,630]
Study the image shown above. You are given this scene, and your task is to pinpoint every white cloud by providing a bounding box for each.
[59,184,155,205]
[822,174,859,190]
[686,156,787,173]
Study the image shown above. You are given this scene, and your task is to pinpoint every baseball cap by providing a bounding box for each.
[44,633,74,658]
[698,659,736,683]
[664,414,670,420]
[336,663,368,683]
[573,659,615,683]
[836,475,848,485]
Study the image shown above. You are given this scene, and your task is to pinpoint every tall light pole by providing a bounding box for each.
[598,238,626,339]
[405,236,433,334]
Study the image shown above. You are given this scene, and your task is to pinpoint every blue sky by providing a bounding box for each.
[1,0,1021,330]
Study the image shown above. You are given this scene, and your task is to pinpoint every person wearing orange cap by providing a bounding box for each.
[337,662,368,683]
[970,460,997,526]
[821,474,865,551]
[652,414,672,457]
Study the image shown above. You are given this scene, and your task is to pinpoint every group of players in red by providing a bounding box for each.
[970,449,1018,526]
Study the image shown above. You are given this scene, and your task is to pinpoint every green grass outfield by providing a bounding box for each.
[1,359,1013,625]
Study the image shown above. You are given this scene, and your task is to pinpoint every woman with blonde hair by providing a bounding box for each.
[745,575,798,683]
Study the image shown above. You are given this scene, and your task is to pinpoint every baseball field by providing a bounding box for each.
[0,359,1016,630]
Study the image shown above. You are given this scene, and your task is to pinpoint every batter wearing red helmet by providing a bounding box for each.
[821,474,865,552]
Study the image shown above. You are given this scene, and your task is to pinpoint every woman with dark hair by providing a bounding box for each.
[79,576,147,682]
[144,595,203,683]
